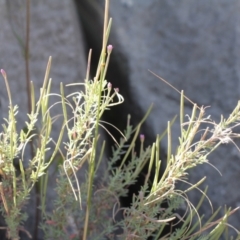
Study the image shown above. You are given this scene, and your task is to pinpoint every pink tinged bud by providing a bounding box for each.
[107,45,113,54]
[107,82,112,89]
[115,88,119,92]
[69,234,78,239]
[46,220,57,225]
[1,69,6,78]
[140,134,145,142]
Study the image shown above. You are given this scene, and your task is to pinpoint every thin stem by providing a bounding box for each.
[83,1,109,239]
[24,0,40,239]
[102,0,109,51]
[85,49,92,83]
[25,0,31,114]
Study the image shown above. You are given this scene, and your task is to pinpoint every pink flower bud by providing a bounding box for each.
[115,88,119,92]
[46,220,57,226]
[140,134,145,142]
[107,82,112,89]
[1,69,6,78]
[69,234,78,239]
[107,45,113,54]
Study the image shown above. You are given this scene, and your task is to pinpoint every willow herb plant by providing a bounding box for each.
[1,0,240,239]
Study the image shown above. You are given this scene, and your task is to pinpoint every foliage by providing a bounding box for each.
[0,0,240,240]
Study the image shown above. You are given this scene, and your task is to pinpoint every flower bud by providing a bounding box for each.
[46,220,57,226]
[107,45,113,54]
[107,82,112,89]
[1,69,6,78]
[140,134,145,142]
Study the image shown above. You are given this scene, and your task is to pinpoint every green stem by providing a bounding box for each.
[83,1,110,239]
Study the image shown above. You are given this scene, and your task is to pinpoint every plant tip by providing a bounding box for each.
[140,134,145,142]
[107,44,113,54]
[115,88,119,92]
[1,69,6,78]
[108,82,112,89]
